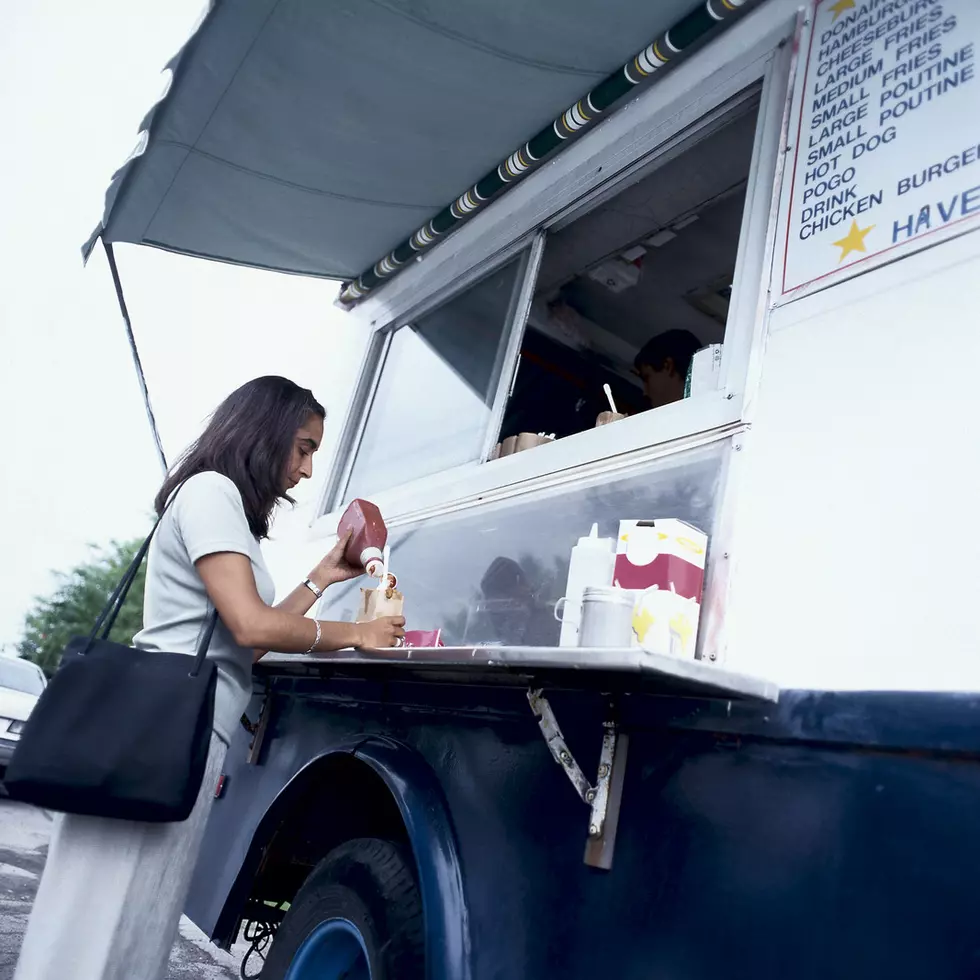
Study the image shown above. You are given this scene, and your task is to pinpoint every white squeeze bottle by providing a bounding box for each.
[558,524,616,647]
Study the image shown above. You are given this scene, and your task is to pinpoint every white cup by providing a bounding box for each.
[632,587,700,659]
[577,586,635,648]
[554,596,583,646]
[553,596,574,624]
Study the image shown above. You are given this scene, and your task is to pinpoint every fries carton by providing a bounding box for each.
[614,519,707,657]
[613,519,707,601]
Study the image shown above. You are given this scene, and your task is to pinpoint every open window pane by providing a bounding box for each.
[345,256,523,500]
[495,91,760,453]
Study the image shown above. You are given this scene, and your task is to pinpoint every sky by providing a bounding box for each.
[0,1,364,649]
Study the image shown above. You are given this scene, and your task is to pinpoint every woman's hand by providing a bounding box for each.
[310,531,363,589]
[354,617,406,650]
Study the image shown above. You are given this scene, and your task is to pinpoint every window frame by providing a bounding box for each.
[315,2,799,534]
[323,241,541,512]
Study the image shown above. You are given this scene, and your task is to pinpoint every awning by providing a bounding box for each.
[85,0,753,301]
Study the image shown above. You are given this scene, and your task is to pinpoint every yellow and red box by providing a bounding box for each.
[613,519,707,601]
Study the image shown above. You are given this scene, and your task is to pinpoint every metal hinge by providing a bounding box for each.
[246,689,275,766]
[527,689,629,870]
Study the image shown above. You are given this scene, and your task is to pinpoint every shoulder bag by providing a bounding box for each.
[4,488,219,822]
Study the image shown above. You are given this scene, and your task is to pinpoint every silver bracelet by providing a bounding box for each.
[303,578,324,600]
[304,619,322,654]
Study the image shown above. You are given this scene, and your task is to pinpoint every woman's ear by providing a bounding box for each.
[663,356,678,377]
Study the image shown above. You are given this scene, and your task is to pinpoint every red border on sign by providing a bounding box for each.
[780,0,980,296]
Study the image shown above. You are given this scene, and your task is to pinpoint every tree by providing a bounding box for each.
[18,539,146,676]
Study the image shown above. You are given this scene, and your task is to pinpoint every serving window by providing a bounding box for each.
[329,84,767,513]
[320,441,726,650]
[495,91,760,454]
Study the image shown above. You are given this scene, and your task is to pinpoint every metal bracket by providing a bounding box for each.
[527,689,629,870]
[246,691,275,766]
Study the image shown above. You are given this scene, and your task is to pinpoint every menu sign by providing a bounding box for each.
[781,0,980,295]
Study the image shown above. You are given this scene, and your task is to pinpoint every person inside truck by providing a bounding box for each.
[497,323,701,445]
[633,328,702,409]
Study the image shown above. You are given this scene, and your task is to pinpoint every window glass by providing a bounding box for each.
[345,257,522,499]
[321,440,723,649]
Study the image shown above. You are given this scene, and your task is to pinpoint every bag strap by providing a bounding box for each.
[191,608,220,677]
[89,509,168,645]
[86,480,220,670]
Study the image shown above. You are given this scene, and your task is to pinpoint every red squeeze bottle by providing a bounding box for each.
[337,499,388,578]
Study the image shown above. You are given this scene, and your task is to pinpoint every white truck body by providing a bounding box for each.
[259,0,980,695]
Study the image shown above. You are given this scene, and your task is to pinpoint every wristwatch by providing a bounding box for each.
[303,578,324,600]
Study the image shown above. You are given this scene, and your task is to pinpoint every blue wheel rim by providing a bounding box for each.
[284,918,372,980]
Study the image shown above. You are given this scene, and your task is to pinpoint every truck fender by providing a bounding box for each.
[218,734,472,980]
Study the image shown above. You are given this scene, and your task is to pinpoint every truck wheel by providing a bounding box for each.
[261,838,424,980]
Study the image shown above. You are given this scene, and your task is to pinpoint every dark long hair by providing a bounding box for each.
[155,376,325,539]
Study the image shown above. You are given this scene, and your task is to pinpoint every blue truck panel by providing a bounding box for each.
[188,676,980,979]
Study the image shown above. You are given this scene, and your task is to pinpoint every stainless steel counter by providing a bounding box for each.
[256,645,778,702]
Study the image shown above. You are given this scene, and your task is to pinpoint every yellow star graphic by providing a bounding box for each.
[833,220,874,263]
[828,0,855,20]
[669,613,695,657]
[633,608,656,644]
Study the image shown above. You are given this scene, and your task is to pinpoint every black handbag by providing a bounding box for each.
[4,492,219,823]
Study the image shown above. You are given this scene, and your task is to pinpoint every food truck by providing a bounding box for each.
[85,0,980,976]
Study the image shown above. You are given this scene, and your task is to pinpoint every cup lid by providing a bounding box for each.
[582,586,634,603]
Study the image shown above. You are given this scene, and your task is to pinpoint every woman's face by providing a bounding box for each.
[284,413,325,491]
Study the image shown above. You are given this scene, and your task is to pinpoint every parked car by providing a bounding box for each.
[0,657,46,780]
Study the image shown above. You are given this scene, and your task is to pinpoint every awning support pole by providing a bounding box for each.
[102,239,169,474]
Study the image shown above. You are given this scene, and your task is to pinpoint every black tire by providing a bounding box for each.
[261,838,424,980]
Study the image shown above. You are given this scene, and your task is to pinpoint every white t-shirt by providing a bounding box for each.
[133,471,276,744]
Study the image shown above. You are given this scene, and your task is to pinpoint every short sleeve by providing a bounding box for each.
[172,472,255,563]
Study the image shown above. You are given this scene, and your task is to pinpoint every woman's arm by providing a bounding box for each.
[273,532,362,618]
[195,552,404,657]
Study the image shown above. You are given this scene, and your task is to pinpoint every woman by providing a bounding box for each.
[15,376,404,980]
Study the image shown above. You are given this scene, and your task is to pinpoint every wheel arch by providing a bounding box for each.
[214,735,471,980]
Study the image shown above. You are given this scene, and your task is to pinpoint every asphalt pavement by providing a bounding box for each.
[0,797,246,980]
